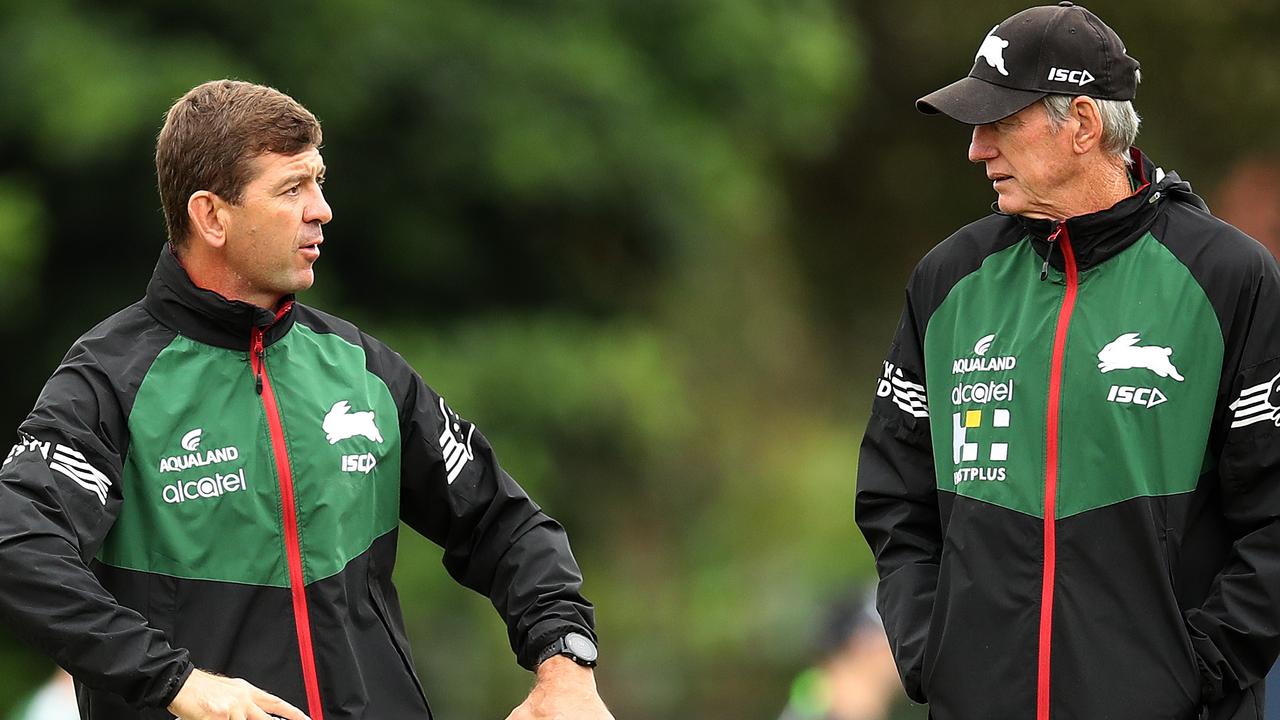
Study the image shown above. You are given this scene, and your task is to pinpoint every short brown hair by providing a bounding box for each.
[156,80,322,246]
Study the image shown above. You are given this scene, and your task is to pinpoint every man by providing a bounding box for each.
[855,4,1280,719]
[775,588,903,720]
[0,80,613,720]
[6,670,77,720]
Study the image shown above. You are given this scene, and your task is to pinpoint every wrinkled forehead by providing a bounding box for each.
[247,146,325,186]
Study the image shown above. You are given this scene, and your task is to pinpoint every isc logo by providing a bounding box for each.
[1107,385,1168,409]
[1047,67,1095,87]
[341,453,377,474]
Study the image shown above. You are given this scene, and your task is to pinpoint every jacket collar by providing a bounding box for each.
[1013,149,1206,274]
[143,244,297,351]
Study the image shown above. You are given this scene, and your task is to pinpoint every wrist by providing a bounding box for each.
[535,631,598,669]
[160,660,196,709]
[535,655,597,689]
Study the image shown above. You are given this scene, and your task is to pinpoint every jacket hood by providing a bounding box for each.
[1018,148,1210,273]
[142,244,297,351]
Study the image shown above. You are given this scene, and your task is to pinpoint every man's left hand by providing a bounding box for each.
[505,656,615,720]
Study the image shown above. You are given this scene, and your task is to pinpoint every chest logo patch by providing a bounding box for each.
[951,408,1011,484]
[953,333,1017,375]
[1097,333,1185,381]
[324,401,384,444]
[181,428,203,451]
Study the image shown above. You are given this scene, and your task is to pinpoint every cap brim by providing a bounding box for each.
[916,76,1048,125]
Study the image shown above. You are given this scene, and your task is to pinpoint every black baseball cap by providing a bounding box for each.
[917,2,1140,125]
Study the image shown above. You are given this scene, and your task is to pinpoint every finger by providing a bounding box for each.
[244,703,276,720]
[257,693,310,720]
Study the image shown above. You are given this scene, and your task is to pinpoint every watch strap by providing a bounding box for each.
[536,632,598,667]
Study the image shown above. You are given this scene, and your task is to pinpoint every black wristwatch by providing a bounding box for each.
[536,631,599,668]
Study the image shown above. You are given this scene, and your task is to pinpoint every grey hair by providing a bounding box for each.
[1041,90,1142,165]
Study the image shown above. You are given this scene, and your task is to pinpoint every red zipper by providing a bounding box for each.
[1038,223,1076,720]
[250,306,324,720]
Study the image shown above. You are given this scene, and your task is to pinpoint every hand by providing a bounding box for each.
[505,656,614,720]
[167,668,309,720]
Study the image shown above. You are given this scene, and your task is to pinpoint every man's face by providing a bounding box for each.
[220,147,330,308]
[968,102,1077,219]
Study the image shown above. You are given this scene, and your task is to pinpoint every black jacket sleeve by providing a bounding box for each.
[0,344,191,708]
[854,290,938,704]
[388,356,596,670]
[1185,246,1280,702]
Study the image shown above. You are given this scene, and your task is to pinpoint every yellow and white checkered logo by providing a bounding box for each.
[953,408,1011,464]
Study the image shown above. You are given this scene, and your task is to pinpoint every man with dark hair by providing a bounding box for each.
[0,80,612,720]
[856,4,1280,719]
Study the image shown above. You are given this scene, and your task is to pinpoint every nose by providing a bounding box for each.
[306,186,333,225]
[968,124,998,163]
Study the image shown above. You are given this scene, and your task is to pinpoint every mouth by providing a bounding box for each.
[989,173,1013,186]
[298,238,323,259]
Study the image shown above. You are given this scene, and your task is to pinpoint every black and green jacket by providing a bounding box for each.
[857,151,1280,720]
[0,247,595,719]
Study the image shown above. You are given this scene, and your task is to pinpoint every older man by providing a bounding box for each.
[856,4,1280,719]
[0,80,611,720]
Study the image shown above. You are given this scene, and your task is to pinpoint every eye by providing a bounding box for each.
[284,185,301,196]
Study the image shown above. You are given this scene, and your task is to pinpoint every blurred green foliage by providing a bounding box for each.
[0,0,1276,718]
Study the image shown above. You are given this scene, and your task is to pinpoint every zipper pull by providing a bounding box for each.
[1041,223,1064,281]
[251,330,265,395]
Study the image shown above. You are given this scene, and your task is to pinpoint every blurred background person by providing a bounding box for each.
[776,589,906,720]
[4,670,75,720]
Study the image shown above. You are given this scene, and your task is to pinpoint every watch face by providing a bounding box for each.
[565,632,598,662]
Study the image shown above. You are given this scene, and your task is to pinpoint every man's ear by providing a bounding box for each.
[1069,96,1104,156]
[187,190,229,250]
